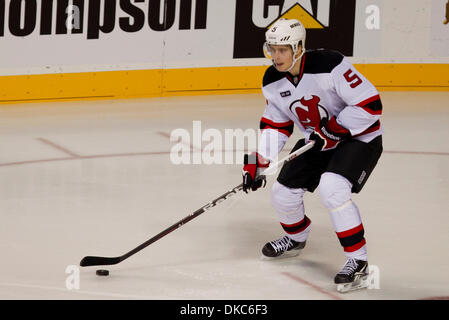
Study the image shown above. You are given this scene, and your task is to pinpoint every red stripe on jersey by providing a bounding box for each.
[336,224,364,239]
[357,95,380,107]
[260,117,294,137]
[356,95,382,115]
[361,107,382,116]
[353,121,381,138]
[261,117,294,127]
[344,238,366,253]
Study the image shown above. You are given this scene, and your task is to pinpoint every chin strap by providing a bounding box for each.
[285,48,305,72]
[273,48,305,72]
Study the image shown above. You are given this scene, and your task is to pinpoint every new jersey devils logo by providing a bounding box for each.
[289,95,329,130]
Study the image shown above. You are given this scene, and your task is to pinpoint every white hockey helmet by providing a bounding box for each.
[263,18,306,71]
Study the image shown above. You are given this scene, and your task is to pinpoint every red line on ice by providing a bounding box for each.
[281,272,343,300]
[36,138,81,158]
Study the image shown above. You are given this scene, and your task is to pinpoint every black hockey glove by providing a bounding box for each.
[309,116,351,151]
[242,152,270,193]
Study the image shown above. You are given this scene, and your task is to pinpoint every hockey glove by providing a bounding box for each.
[242,152,270,193]
[309,117,351,151]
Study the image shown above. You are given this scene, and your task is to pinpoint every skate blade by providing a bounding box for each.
[336,275,370,293]
[259,249,301,261]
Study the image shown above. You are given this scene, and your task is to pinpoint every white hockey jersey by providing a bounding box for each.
[258,49,383,161]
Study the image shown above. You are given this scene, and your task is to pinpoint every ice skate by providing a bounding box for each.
[261,235,306,259]
[335,258,370,293]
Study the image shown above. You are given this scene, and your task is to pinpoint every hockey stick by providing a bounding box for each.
[79,141,315,267]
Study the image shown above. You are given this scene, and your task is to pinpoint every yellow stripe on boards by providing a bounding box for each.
[0,64,448,104]
[355,64,449,91]
[0,69,163,104]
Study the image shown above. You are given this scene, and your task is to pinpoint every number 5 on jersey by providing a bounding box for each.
[343,69,362,88]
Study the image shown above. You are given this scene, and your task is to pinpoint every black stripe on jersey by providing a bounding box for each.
[260,118,294,137]
[262,65,285,87]
[368,120,380,130]
[363,98,383,114]
[303,49,344,74]
[337,229,365,248]
[353,119,381,137]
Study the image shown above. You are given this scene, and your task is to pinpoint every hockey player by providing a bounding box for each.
[242,18,383,293]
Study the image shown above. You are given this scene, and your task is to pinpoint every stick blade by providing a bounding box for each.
[80,256,122,267]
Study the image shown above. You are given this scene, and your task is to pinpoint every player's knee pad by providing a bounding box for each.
[271,181,305,215]
[319,172,352,210]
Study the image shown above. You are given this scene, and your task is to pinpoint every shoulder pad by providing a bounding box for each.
[303,49,344,74]
[263,66,286,87]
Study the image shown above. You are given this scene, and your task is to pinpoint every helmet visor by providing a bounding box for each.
[263,42,272,59]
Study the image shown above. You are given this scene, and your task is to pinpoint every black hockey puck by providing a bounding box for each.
[96,269,109,276]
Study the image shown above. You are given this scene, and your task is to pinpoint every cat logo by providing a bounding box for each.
[266,2,326,30]
[233,0,356,58]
